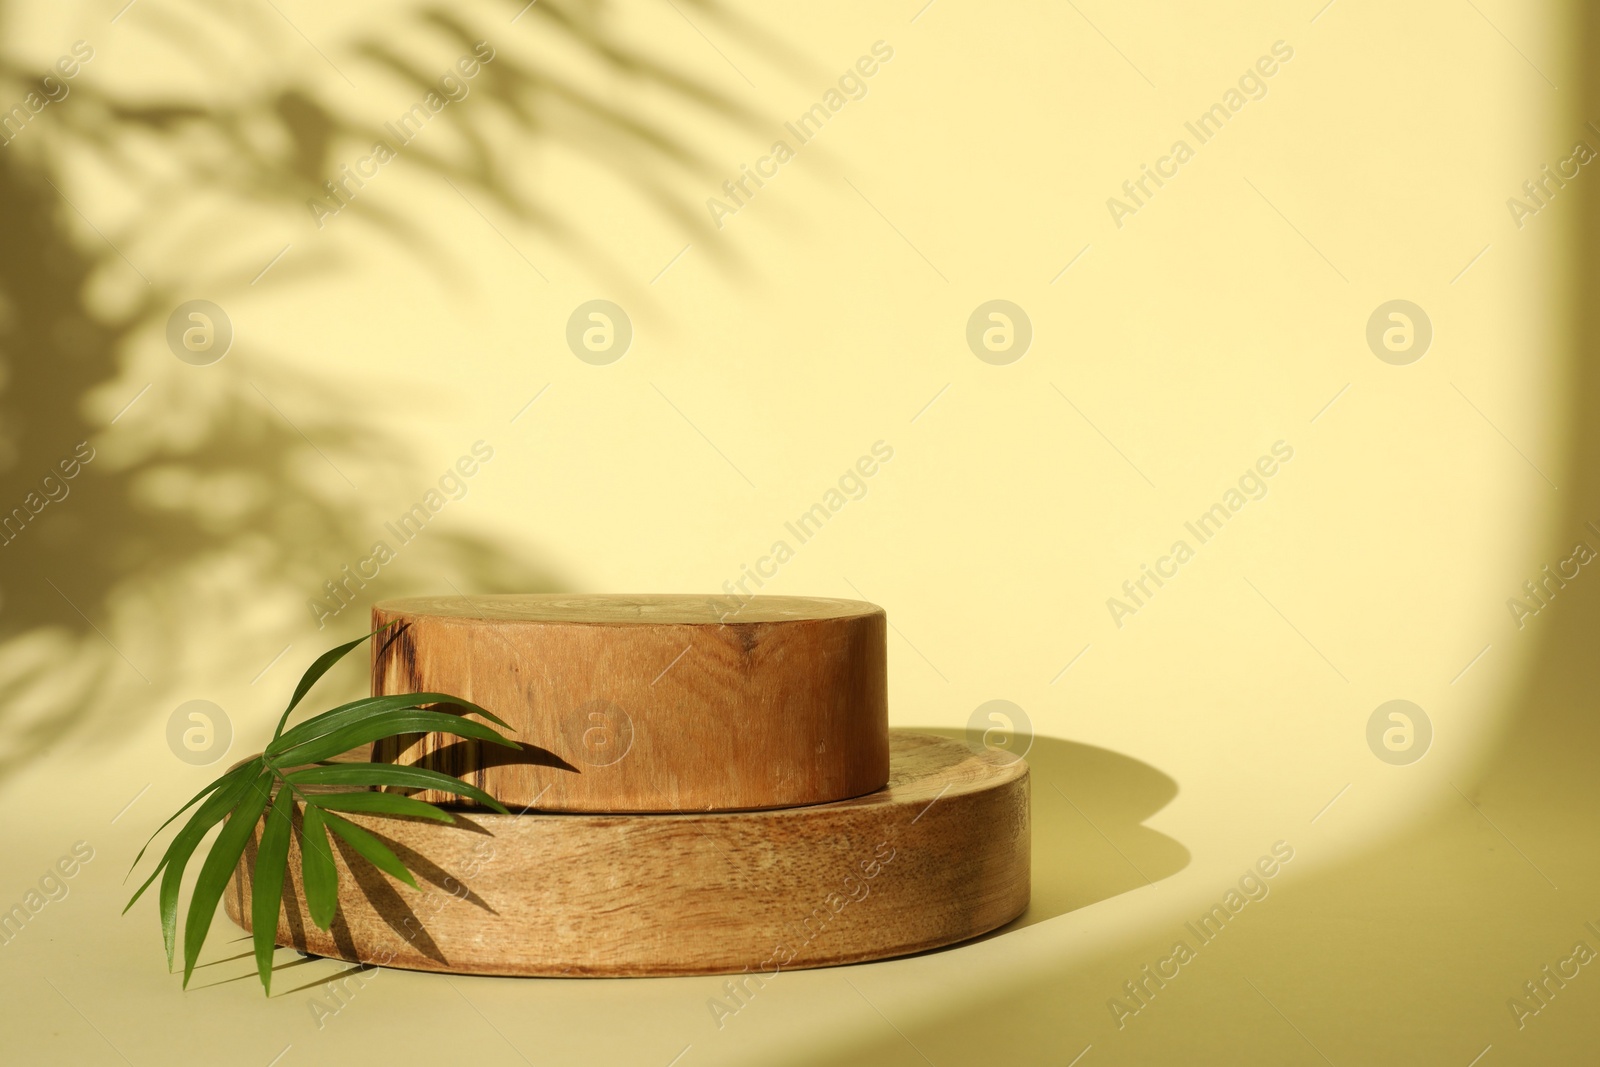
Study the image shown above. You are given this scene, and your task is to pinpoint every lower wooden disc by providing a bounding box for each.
[225,732,1029,977]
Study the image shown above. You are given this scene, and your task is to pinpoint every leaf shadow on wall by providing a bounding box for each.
[0,0,779,783]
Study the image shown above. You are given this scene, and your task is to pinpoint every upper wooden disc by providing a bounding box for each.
[369,594,889,812]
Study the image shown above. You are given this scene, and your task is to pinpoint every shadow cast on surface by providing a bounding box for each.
[916,728,1189,936]
[1008,734,1190,930]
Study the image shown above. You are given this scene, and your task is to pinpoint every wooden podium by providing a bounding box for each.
[228,595,1029,975]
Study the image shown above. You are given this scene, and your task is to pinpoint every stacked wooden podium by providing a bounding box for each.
[229,595,1030,976]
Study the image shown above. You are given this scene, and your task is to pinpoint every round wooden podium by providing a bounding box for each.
[225,594,1030,976]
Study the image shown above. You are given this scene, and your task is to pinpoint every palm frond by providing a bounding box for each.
[125,627,518,995]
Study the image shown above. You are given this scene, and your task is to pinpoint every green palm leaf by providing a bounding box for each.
[267,691,511,756]
[270,622,395,741]
[320,810,419,889]
[287,762,509,812]
[182,768,275,986]
[272,709,518,767]
[148,760,265,967]
[299,805,339,930]
[124,628,522,996]
[124,760,257,880]
[310,791,457,823]
[250,785,296,993]
[123,759,258,916]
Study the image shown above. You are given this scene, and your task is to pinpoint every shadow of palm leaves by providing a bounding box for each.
[0,0,779,781]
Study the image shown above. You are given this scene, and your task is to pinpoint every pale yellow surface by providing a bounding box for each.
[2,0,1597,1063]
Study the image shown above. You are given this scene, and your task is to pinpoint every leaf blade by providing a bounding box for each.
[299,805,339,931]
[268,692,511,757]
[273,710,517,767]
[141,759,264,967]
[286,763,509,813]
[250,786,296,994]
[320,810,418,889]
[125,761,256,881]
[310,792,456,823]
[181,769,275,986]
[271,622,394,741]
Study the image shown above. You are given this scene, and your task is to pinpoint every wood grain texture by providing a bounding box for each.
[369,594,889,812]
[225,731,1030,977]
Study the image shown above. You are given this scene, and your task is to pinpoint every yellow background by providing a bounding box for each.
[3,0,1597,1063]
